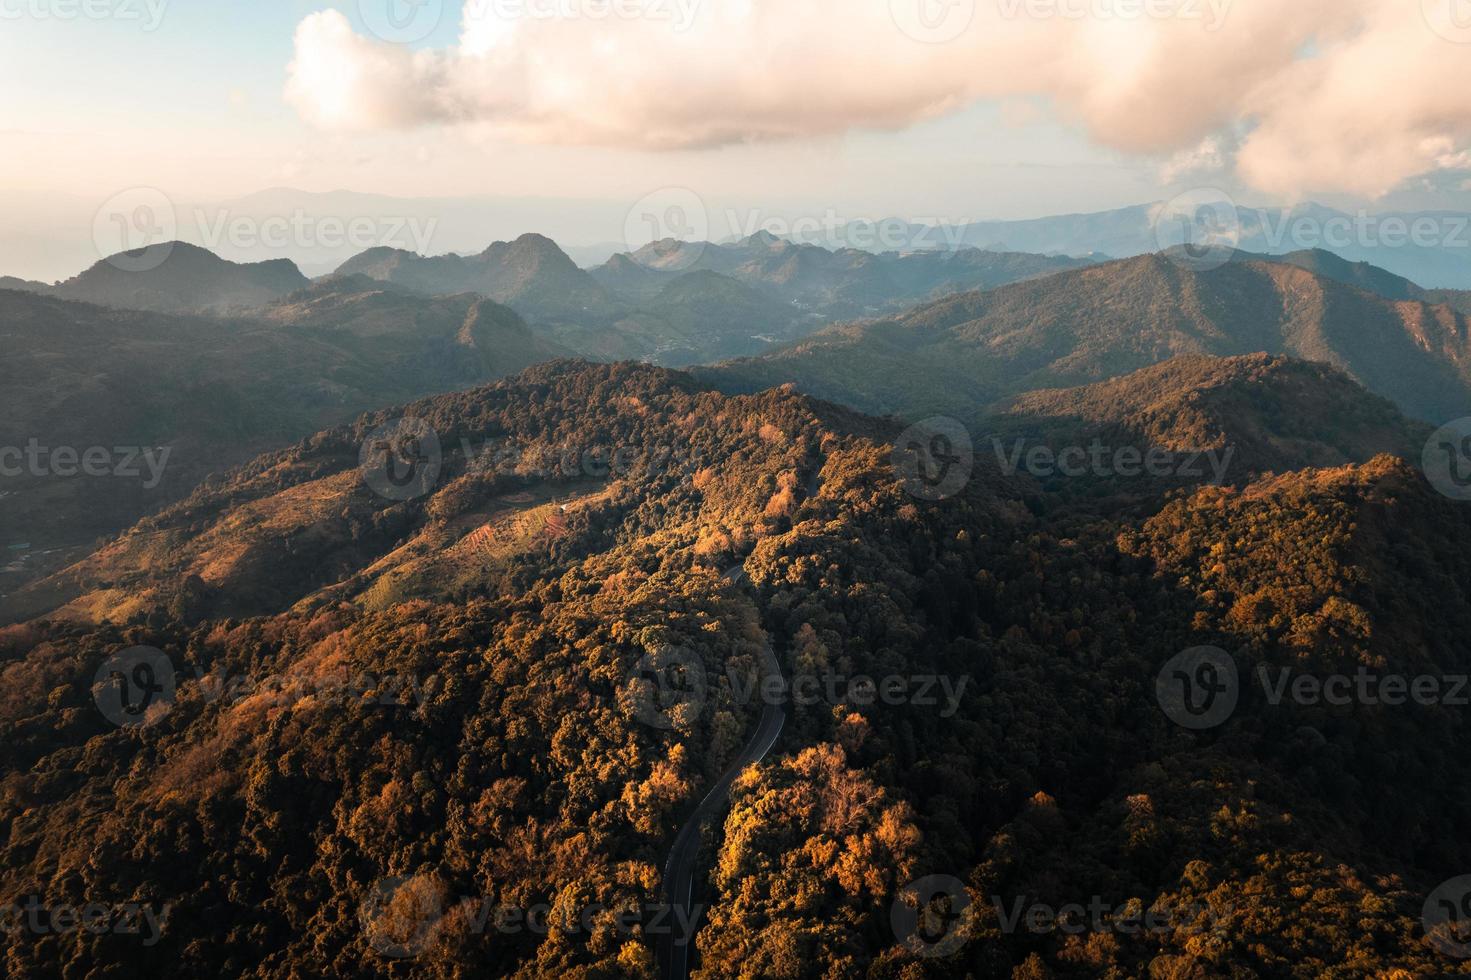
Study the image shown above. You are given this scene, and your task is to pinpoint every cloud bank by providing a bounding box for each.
[285,0,1471,197]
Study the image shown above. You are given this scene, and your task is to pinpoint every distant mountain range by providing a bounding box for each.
[8,233,1095,367]
[593,230,1091,315]
[699,248,1471,425]
[323,232,1095,365]
[829,202,1471,289]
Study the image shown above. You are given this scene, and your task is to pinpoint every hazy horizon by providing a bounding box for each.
[7,0,1471,280]
[13,186,1471,284]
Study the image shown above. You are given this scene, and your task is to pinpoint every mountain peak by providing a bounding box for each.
[740,229,786,248]
[334,233,614,320]
[48,241,308,315]
[485,232,568,257]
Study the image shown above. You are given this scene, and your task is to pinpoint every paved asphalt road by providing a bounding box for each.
[656,563,786,980]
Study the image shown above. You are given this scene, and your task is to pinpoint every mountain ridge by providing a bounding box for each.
[47,241,309,314]
[699,250,1471,424]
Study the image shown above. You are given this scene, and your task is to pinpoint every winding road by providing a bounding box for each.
[657,563,787,980]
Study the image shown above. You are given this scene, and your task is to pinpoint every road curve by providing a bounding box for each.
[657,564,786,980]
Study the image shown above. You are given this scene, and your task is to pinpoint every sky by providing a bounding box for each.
[3,0,1471,280]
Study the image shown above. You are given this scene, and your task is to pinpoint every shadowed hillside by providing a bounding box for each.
[989,353,1431,479]
[700,252,1471,424]
[0,283,567,593]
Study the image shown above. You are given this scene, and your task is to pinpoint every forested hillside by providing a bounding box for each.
[0,283,565,596]
[2,361,1468,977]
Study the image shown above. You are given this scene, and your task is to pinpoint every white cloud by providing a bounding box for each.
[284,0,1471,197]
[1159,136,1228,184]
[285,12,459,130]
